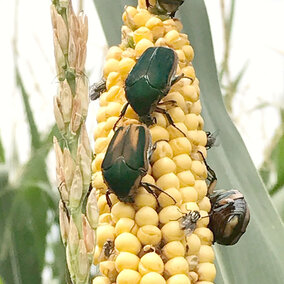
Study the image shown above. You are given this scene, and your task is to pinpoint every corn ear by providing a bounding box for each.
[92,1,216,283]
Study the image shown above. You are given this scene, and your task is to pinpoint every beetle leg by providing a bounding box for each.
[171,73,185,86]
[141,182,176,204]
[141,182,160,205]
[158,100,178,107]
[155,106,186,137]
[113,103,129,130]
[106,189,113,209]
[197,151,217,195]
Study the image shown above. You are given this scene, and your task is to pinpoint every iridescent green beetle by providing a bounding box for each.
[102,124,175,207]
[90,47,187,135]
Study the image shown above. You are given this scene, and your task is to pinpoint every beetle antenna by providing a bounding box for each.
[141,182,176,204]
[113,103,129,130]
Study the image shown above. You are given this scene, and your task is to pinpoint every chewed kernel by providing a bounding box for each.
[115,218,138,236]
[138,252,164,275]
[137,225,162,245]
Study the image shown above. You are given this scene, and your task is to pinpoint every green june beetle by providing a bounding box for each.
[90,47,187,136]
[101,124,175,208]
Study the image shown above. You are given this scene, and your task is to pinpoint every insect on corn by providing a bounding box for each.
[102,124,176,207]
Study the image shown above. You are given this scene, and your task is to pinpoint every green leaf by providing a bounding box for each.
[0,135,5,164]
[93,0,136,46]
[94,1,284,283]
[180,1,284,283]
[269,135,284,194]
[15,67,41,150]
[0,184,57,284]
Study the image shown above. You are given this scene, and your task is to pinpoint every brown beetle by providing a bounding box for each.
[208,189,250,245]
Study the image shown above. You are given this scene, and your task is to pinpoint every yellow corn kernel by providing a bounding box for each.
[159,205,182,224]
[157,187,182,207]
[173,154,192,173]
[197,263,216,282]
[111,202,135,222]
[198,197,211,212]
[103,58,120,77]
[100,261,118,283]
[161,221,184,242]
[151,141,173,162]
[133,26,153,44]
[156,173,180,190]
[165,257,189,276]
[115,252,140,272]
[152,157,177,179]
[92,276,111,284]
[99,213,112,224]
[134,191,158,209]
[115,232,142,254]
[150,125,170,142]
[135,206,159,226]
[115,218,138,236]
[166,274,191,284]
[162,241,185,259]
[169,137,192,156]
[97,224,115,247]
[194,228,214,246]
[179,187,198,203]
[133,9,151,27]
[118,57,136,78]
[135,38,154,56]
[137,225,162,245]
[140,272,166,284]
[138,252,164,275]
[116,269,141,284]
[106,46,123,61]
[186,234,201,255]
[197,245,215,263]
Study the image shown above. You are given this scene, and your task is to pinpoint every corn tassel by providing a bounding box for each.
[92,1,216,283]
[51,0,98,283]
